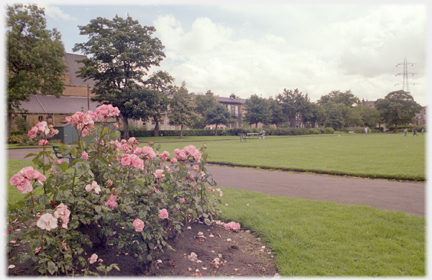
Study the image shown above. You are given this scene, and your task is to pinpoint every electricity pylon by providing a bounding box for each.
[395,57,416,93]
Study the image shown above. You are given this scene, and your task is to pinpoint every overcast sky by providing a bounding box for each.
[3,0,430,106]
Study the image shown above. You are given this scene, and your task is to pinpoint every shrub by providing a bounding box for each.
[325,127,335,134]
[8,106,222,276]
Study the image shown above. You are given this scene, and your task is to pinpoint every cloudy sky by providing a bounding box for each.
[3,0,429,105]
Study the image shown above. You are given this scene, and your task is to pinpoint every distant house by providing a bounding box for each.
[411,106,426,126]
[213,93,245,128]
[14,53,98,128]
[204,124,227,130]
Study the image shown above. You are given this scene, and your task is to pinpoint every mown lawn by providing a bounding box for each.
[219,187,425,276]
[154,133,425,180]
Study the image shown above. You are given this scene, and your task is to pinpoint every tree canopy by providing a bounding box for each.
[205,103,231,136]
[7,4,67,133]
[168,82,201,138]
[193,91,220,129]
[73,15,165,139]
[243,95,272,127]
[375,90,422,129]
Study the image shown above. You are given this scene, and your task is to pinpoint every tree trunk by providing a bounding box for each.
[180,124,183,138]
[122,115,129,139]
[153,115,159,137]
[214,124,218,136]
[7,113,13,139]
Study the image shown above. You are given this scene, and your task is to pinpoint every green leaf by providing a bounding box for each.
[60,145,72,156]
[76,161,90,174]
[204,218,211,226]
[47,261,58,275]
[192,210,197,219]
[19,253,31,263]
[95,205,101,213]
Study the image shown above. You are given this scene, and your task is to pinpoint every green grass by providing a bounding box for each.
[219,187,425,276]
[7,144,41,149]
[136,135,241,143]
[155,133,425,180]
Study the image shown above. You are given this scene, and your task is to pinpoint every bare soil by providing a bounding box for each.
[7,221,278,277]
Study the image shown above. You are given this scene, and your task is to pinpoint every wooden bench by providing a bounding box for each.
[52,145,76,165]
[239,133,260,142]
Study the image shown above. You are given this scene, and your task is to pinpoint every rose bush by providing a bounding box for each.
[7,105,222,276]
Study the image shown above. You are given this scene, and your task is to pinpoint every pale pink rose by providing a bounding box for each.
[9,174,25,186]
[62,241,68,250]
[106,180,113,187]
[36,213,58,231]
[121,154,131,166]
[128,137,137,144]
[170,158,177,164]
[85,184,93,192]
[158,208,169,220]
[192,165,199,172]
[133,218,145,232]
[193,152,202,163]
[159,151,170,161]
[130,154,144,170]
[54,160,62,165]
[89,253,98,264]
[38,139,49,146]
[114,123,118,128]
[15,180,33,194]
[154,187,160,193]
[54,203,70,229]
[141,146,156,160]
[164,165,170,172]
[176,150,188,160]
[179,198,185,204]
[216,188,223,197]
[224,221,241,231]
[154,169,165,179]
[81,151,88,160]
[85,181,100,194]
[105,198,118,210]
[120,143,130,152]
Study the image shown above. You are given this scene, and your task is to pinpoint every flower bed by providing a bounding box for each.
[7,105,225,276]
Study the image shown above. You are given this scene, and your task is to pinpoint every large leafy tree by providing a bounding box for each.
[205,104,231,136]
[268,98,285,126]
[357,105,381,128]
[318,90,363,128]
[276,88,312,127]
[168,82,201,138]
[7,4,67,134]
[193,91,220,129]
[317,90,360,107]
[375,90,422,130]
[73,15,165,139]
[143,71,175,137]
[243,94,272,127]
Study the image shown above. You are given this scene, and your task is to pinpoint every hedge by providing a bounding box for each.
[122,126,335,138]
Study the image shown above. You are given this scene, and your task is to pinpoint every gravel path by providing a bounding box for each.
[8,148,425,217]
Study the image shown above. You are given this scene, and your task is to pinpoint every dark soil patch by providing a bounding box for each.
[7,221,278,277]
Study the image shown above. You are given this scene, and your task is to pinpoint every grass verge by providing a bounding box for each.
[219,187,425,276]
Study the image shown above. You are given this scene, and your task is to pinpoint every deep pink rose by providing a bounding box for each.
[225,221,241,231]
[81,151,88,160]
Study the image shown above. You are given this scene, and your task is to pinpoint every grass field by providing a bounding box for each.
[220,188,425,276]
[152,133,425,180]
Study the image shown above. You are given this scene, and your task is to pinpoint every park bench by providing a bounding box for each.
[239,133,260,142]
[52,145,76,165]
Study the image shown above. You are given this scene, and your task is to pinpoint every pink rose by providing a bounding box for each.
[106,180,113,187]
[154,169,165,179]
[128,137,137,144]
[36,213,58,231]
[224,221,241,231]
[192,165,199,172]
[158,208,169,220]
[105,198,118,210]
[130,154,144,170]
[179,198,185,204]
[133,218,145,232]
[89,253,98,264]
[170,158,177,164]
[81,151,88,160]
[54,203,70,229]
[38,139,49,146]
[85,181,100,194]
[121,154,131,166]
[15,180,33,194]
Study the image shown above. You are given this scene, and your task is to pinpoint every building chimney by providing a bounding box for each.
[230,93,236,99]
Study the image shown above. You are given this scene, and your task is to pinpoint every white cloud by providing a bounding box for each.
[41,5,76,21]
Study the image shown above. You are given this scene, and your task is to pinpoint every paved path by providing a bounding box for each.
[8,148,425,217]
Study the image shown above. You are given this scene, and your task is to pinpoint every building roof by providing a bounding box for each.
[215,95,246,104]
[64,53,96,86]
[361,100,375,107]
[19,95,100,114]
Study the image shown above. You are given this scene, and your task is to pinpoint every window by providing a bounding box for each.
[235,106,238,116]
[38,116,43,122]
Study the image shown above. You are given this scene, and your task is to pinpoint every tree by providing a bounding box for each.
[317,90,360,107]
[168,82,201,138]
[205,104,231,136]
[193,91,220,129]
[73,15,165,139]
[276,88,313,127]
[323,103,345,130]
[375,90,422,130]
[268,98,285,126]
[143,71,175,137]
[243,95,272,127]
[357,105,381,128]
[7,4,67,135]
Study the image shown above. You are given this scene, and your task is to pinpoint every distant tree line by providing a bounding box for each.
[7,4,423,139]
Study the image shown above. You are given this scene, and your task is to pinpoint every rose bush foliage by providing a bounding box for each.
[7,105,222,276]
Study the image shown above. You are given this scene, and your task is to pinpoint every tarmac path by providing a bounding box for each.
[7,148,425,217]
